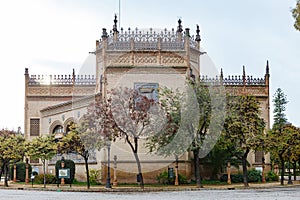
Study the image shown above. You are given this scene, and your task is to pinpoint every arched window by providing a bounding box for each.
[53,125,64,140]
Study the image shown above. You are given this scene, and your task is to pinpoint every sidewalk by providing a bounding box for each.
[1,181,300,192]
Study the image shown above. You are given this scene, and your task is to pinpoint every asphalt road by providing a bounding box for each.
[0,187,300,200]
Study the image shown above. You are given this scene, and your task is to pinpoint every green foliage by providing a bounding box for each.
[10,162,32,182]
[26,135,57,162]
[222,95,265,186]
[55,159,75,184]
[247,169,261,182]
[34,174,57,184]
[266,171,279,182]
[292,0,300,31]
[89,169,101,185]
[272,88,288,131]
[156,170,188,185]
[220,169,262,183]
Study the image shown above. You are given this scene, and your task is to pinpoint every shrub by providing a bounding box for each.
[55,159,75,184]
[10,162,32,182]
[231,174,244,183]
[220,173,243,183]
[247,169,261,182]
[220,169,262,183]
[34,174,57,184]
[89,169,101,185]
[156,170,188,184]
[266,171,279,182]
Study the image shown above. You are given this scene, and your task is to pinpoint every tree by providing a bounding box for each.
[269,88,289,185]
[85,88,161,189]
[58,122,105,189]
[146,82,225,187]
[27,135,57,188]
[222,95,265,187]
[0,129,26,187]
[266,124,300,185]
[292,0,300,31]
[273,88,288,131]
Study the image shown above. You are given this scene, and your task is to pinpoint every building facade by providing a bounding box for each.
[24,17,270,183]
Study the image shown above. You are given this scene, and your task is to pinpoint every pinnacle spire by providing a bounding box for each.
[220,68,223,78]
[266,60,269,75]
[177,19,183,33]
[195,24,201,41]
[113,14,118,33]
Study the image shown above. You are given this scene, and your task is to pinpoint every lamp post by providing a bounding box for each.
[106,140,111,188]
[174,155,179,186]
[287,149,293,184]
[113,155,118,186]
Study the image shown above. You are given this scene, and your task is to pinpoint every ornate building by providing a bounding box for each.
[24,16,270,183]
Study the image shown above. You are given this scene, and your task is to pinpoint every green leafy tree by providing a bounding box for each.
[0,129,25,187]
[292,0,300,31]
[266,124,300,185]
[268,88,289,185]
[26,135,57,188]
[146,82,225,188]
[222,95,265,187]
[273,88,288,131]
[58,122,105,189]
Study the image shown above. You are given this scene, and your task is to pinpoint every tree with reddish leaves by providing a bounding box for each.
[85,88,162,189]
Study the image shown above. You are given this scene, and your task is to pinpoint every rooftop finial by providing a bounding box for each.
[266,60,269,75]
[243,65,246,77]
[177,19,183,33]
[195,24,201,41]
[220,68,223,78]
[113,14,118,33]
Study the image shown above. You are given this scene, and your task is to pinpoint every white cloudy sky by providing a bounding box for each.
[0,0,299,131]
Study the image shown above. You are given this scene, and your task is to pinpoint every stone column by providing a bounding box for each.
[25,158,29,184]
[262,157,266,183]
[227,161,231,185]
[13,163,17,182]
[61,157,65,185]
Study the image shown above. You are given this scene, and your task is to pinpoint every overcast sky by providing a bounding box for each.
[0,0,299,131]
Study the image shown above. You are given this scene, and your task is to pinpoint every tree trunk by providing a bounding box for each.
[43,160,46,188]
[242,149,250,187]
[126,136,144,189]
[279,154,284,185]
[293,161,297,181]
[133,152,144,189]
[4,162,9,187]
[84,156,90,189]
[0,163,4,183]
[193,148,201,188]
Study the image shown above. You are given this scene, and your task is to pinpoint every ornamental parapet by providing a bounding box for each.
[200,75,266,86]
[28,74,96,86]
[100,27,198,51]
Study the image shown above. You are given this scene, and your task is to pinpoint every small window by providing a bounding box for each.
[134,82,158,101]
[255,151,264,163]
[30,118,40,136]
